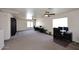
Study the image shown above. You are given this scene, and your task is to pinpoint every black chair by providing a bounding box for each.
[64,27,68,32]
[53,28,62,39]
[58,27,62,30]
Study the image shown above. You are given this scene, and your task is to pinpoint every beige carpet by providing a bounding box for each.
[3,30,79,50]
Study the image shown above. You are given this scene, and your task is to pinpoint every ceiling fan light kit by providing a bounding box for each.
[44,14,48,17]
[44,10,55,17]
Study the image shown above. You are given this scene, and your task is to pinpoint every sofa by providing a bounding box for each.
[34,26,47,33]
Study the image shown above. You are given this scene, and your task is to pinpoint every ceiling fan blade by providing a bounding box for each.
[49,13,55,15]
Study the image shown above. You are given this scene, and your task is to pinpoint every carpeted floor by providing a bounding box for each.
[3,30,79,50]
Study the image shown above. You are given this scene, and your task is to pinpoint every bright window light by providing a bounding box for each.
[27,21,31,27]
[27,21,33,28]
[30,21,33,27]
[26,12,32,19]
[53,17,68,28]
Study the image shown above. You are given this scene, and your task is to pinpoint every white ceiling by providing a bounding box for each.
[0,8,78,19]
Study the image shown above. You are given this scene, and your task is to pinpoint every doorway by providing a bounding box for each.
[11,18,17,36]
[27,20,33,30]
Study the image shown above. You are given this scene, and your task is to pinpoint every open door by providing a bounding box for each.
[11,18,17,36]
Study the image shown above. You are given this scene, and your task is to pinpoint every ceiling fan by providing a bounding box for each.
[44,10,55,17]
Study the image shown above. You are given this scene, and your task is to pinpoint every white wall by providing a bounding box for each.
[0,29,4,50]
[0,12,12,40]
[0,30,4,49]
[33,19,36,26]
[53,9,79,43]
[16,19,27,31]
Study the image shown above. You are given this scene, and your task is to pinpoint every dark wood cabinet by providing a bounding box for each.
[64,32,72,41]
[11,18,17,36]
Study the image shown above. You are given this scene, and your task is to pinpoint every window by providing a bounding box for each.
[53,17,68,28]
[27,21,33,28]
[30,21,33,27]
[27,21,30,27]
